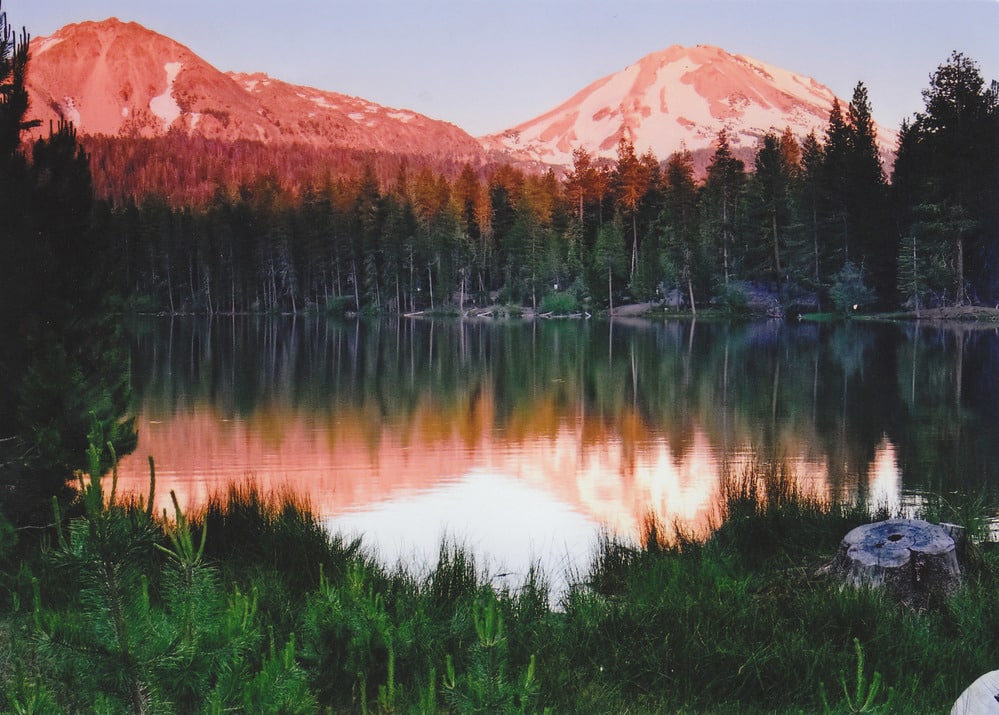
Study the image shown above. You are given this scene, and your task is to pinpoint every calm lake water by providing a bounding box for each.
[115,316,999,585]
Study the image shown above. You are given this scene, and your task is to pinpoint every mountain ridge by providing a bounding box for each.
[481,43,897,166]
[25,18,486,164]
[24,18,897,178]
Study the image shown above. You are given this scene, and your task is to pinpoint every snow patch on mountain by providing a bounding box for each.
[63,96,81,126]
[388,111,416,123]
[310,96,339,110]
[149,61,183,129]
[35,37,64,55]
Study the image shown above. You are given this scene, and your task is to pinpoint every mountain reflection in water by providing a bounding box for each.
[114,316,999,579]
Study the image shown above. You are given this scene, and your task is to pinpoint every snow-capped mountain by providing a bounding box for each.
[25,18,485,163]
[25,20,897,178]
[481,44,897,167]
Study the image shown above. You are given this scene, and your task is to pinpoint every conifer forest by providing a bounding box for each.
[62,54,999,320]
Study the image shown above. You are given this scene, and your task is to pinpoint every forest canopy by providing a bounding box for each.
[83,56,998,317]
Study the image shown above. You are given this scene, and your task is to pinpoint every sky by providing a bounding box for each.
[10,0,999,137]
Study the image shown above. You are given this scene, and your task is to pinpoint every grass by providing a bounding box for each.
[1,459,997,712]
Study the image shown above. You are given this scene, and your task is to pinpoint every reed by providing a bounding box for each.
[2,455,996,712]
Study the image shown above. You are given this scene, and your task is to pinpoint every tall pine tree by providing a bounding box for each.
[700,130,746,289]
[661,149,701,313]
[0,5,134,521]
[893,52,998,305]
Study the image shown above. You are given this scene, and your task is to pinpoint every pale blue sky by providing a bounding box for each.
[10,0,998,136]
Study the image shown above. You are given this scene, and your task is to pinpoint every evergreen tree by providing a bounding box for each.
[488,165,522,301]
[660,149,701,313]
[0,1,36,430]
[777,128,825,303]
[749,131,796,292]
[564,146,597,226]
[794,132,828,303]
[612,138,649,279]
[355,164,382,311]
[893,52,998,305]
[455,163,486,303]
[845,82,892,301]
[35,447,315,712]
[380,190,417,312]
[700,130,746,288]
[630,149,666,301]
[829,260,876,314]
[592,215,627,312]
[0,1,36,164]
[822,98,853,265]
[0,2,134,520]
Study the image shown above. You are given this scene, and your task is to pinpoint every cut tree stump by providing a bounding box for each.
[951,670,999,715]
[828,518,961,607]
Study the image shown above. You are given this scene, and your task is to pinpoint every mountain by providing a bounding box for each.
[25,20,897,188]
[25,18,485,163]
[480,44,897,167]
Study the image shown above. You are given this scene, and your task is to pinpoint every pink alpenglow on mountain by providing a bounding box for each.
[25,18,485,163]
[480,44,897,167]
[25,21,896,175]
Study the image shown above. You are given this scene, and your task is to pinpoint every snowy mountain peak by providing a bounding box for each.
[481,43,896,167]
[25,18,485,162]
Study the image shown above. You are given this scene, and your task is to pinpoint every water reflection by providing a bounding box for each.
[116,317,999,573]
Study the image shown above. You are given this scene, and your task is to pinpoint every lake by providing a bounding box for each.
[114,316,999,587]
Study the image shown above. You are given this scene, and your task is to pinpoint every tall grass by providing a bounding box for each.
[3,457,997,712]
[538,456,997,713]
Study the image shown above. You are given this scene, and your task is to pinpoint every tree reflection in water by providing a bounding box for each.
[115,316,999,572]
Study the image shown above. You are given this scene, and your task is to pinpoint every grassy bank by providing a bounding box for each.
[1,457,996,713]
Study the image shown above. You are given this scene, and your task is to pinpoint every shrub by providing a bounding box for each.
[324,295,353,317]
[830,262,877,315]
[538,291,580,315]
[714,281,750,314]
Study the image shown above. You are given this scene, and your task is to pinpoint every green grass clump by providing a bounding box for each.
[538,292,581,316]
[2,451,998,712]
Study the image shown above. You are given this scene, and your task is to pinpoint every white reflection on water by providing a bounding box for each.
[111,315,999,599]
[868,437,902,514]
[330,469,600,595]
[117,401,914,592]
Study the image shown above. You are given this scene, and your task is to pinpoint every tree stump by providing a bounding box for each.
[951,670,999,715]
[829,518,961,607]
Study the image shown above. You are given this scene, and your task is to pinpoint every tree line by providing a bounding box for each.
[100,53,997,317]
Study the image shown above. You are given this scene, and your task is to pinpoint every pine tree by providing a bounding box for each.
[701,130,746,288]
[35,444,315,712]
[629,149,665,301]
[749,132,795,291]
[612,138,649,279]
[797,132,828,300]
[661,149,701,313]
[0,2,37,437]
[894,52,999,305]
[564,146,597,226]
[592,215,627,312]
[0,4,135,521]
[0,1,37,162]
[822,98,853,262]
[846,82,892,301]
